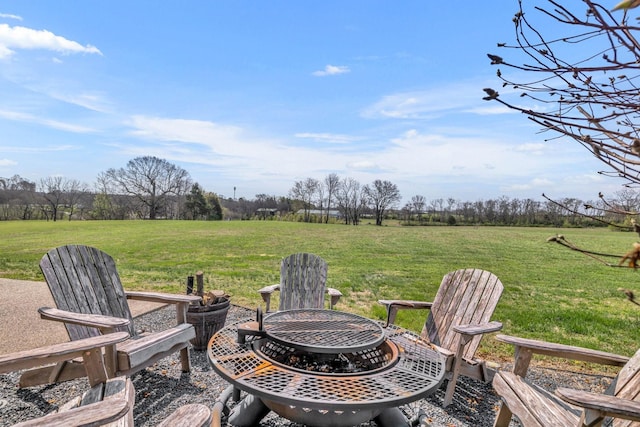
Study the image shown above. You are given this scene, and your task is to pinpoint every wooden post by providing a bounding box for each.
[186,276,194,294]
[196,271,204,297]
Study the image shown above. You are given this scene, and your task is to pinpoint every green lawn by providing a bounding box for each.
[1,220,638,364]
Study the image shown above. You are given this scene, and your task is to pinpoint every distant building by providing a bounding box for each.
[296,209,342,219]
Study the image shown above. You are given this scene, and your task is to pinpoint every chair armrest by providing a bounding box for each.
[496,334,628,365]
[378,299,433,309]
[496,333,629,377]
[15,397,131,427]
[0,332,130,373]
[556,387,640,423]
[126,292,202,324]
[378,299,433,326]
[258,283,280,298]
[327,287,342,309]
[158,403,212,427]
[125,291,202,305]
[453,321,503,336]
[14,376,133,427]
[258,284,279,312]
[39,307,130,332]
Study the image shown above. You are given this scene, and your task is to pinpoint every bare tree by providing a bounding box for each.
[363,180,401,226]
[323,173,341,224]
[336,177,366,225]
[411,195,427,223]
[289,178,320,222]
[104,156,191,220]
[39,177,86,221]
[485,0,640,187]
[483,0,640,280]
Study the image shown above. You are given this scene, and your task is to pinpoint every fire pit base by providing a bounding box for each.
[228,394,412,427]
[263,399,382,427]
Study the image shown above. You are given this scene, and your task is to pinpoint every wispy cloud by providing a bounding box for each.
[0,23,102,59]
[0,13,22,21]
[0,159,17,166]
[294,132,361,144]
[0,109,96,133]
[312,64,350,77]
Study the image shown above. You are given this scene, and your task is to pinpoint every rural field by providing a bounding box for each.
[1,220,639,365]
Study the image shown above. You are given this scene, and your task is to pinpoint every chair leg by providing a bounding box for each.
[493,402,513,427]
[180,347,191,372]
[443,335,472,407]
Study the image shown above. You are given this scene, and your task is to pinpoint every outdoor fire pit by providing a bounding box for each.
[207,309,445,427]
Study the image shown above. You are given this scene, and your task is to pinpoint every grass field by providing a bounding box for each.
[1,220,639,365]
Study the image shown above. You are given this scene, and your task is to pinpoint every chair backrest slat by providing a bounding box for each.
[278,253,328,311]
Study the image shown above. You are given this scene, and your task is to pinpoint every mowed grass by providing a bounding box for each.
[1,220,639,365]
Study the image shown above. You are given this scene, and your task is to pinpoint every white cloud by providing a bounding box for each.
[515,143,547,155]
[312,65,350,77]
[361,87,474,119]
[294,132,361,144]
[0,109,96,133]
[347,160,379,170]
[501,178,554,192]
[0,159,17,166]
[0,23,101,59]
[0,13,22,21]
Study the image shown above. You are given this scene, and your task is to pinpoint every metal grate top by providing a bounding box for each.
[262,309,385,353]
[207,316,446,411]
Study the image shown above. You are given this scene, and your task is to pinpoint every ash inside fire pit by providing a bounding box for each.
[284,351,367,373]
[256,337,396,375]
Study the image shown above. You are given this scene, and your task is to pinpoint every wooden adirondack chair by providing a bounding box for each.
[379,268,504,407]
[258,253,342,312]
[20,244,202,388]
[492,334,636,427]
[0,332,211,427]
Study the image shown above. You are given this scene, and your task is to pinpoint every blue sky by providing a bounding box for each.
[0,1,625,203]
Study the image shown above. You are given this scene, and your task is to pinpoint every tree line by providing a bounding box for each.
[1,155,639,226]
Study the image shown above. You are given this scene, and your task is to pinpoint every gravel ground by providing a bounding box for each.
[0,304,615,426]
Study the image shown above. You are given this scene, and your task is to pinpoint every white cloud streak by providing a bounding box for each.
[312,65,350,76]
[0,13,22,21]
[0,109,96,133]
[294,133,361,144]
[0,23,102,59]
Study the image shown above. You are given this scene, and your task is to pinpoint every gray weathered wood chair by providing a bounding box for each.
[379,268,504,407]
[258,252,342,312]
[492,334,636,427]
[20,244,201,388]
[0,332,212,426]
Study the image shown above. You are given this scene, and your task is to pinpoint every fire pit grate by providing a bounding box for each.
[262,309,385,353]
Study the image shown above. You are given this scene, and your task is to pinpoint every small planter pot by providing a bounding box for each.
[186,298,230,351]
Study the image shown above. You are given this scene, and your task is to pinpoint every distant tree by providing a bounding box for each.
[411,195,427,223]
[39,177,87,221]
[185,183,208,219]
[206,192,223,220]
[323,173,340,224]
[336,177,366,225]
[104,156,191,220]
[0,175,36,192]
[289,178,320,222]
[364,180,401,226]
